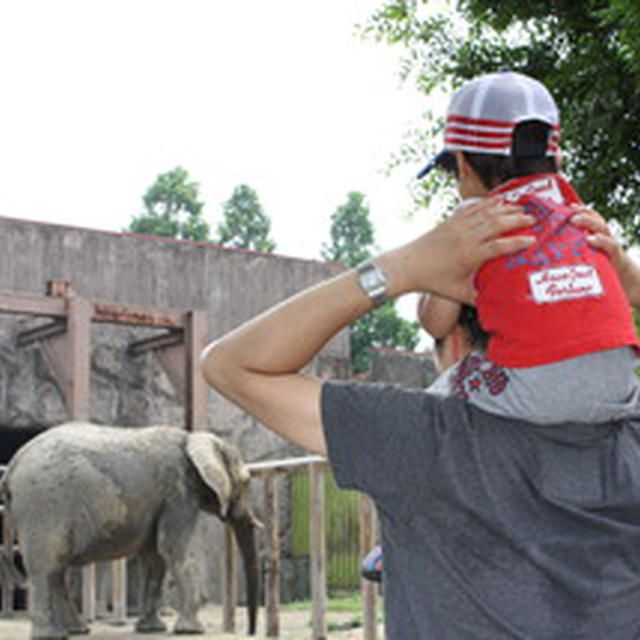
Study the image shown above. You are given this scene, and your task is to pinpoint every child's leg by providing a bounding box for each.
[441,347,640,424]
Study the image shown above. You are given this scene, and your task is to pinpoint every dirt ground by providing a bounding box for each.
[0,603,383,639]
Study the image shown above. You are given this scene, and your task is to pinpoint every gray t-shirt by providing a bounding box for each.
[322,380,640,639]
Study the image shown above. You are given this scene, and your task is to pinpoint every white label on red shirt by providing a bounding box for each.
[528,264,603,303]
[501,176,564,203]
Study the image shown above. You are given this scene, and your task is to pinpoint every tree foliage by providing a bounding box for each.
[128,167,210,242]
[323,191,419,373]
[366,0,640,242]
[350,302,421,374]
[216,184,276,253]
[321,191,375,265]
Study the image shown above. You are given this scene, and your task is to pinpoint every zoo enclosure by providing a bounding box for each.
[0,281,380,638]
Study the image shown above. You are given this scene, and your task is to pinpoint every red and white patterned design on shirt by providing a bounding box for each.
[474,173,639,367]
[450,353,510,401]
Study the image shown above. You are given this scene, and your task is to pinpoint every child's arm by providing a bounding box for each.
[572,206,640,310]
[417,294,462,339]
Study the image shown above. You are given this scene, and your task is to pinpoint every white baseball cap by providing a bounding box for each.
[417,71,561,179]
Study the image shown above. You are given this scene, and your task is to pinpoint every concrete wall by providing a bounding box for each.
[0,216,349,434]
[0,216,350,607]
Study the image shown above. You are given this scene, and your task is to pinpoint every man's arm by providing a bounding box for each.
[200,199,534,455]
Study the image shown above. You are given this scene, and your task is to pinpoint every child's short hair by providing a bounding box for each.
[464,120,558,190]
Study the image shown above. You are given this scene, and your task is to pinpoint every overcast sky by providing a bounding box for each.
[0,0,445,264]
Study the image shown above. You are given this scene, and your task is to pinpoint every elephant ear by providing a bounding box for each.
[186,432,232,517]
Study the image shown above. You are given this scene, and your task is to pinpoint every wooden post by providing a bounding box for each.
[41,294,92,422]
[184,310,208,432]
[360,494,377,640]
[66,295,92,422]
[95,563,109,619]
[111,559,127,624]
[309,464,327,640]
[264,473,280,637]
[65,295,95,622]
[223,525,237,633]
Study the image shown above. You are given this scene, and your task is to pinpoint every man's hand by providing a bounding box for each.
[381,198,534,304]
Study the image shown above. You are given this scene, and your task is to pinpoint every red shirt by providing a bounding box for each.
[475,174,639,367]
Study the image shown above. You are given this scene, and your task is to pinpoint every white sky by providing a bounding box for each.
[0,0,443,264]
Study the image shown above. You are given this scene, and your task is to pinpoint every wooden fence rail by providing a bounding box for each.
[241,456,378,640]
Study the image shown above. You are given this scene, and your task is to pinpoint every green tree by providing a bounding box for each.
[128,167,210,241]
[216,184,276,252]
[322,191,375,266]
[366,0,640,241]
[323,191,420,373]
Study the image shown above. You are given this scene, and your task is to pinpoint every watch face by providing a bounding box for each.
[359,263,387,303]
[362,268,382,289]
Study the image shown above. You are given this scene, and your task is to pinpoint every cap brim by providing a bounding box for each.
[416,150,449,179]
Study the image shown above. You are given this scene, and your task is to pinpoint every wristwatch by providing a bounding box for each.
[356,261,388,308]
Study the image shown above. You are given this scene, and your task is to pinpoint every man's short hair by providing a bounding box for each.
[458,304,489,350]
[433,304,489,356]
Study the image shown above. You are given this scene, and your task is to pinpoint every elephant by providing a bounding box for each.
[0,422,261,639]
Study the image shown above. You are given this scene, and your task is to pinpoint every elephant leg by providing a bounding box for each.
[157,509,204,635]
[134,546,168,633]
[28,567,74,640]
[163,554,204,635]
[58,570,88,635]
[19,527,85,640]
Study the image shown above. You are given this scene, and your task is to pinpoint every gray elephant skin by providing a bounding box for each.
[0,422,260,639]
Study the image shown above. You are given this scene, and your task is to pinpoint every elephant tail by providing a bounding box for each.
[0,477,27,589]
[0,472,7,504]
[0,548,27,589]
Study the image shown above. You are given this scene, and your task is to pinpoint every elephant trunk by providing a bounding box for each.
[231,517,259,635]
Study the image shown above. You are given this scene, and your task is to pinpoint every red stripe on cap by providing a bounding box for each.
[445,136,512,150]
[446,137,561,154]
[448,114,513,129]
[448,114,561,131]
[446,126,514,140]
